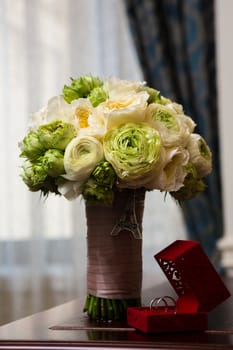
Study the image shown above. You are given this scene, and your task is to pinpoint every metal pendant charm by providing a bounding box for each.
[111,190,142,239]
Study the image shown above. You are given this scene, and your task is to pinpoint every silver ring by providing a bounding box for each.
[149,295,177,313]
[149,296,168,311]
[162,295,177,314]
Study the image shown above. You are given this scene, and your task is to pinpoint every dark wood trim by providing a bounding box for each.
[0,280,232,349]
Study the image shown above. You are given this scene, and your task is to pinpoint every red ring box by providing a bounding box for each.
[127,240,231,333]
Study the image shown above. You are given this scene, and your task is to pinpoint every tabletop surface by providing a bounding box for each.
[0,279,232,349]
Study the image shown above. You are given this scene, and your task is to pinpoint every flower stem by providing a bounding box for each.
[83,294,141,322]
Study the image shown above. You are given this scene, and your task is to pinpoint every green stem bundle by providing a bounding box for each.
[83,294,141,322]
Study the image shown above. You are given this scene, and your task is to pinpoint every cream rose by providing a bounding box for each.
[29,96,80,131]
[74,98,106,138]
[145,146,190,192]
[100,91,149,130]
[103,77,143,99]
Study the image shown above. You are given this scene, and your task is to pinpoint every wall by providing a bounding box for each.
[215,0,233,274]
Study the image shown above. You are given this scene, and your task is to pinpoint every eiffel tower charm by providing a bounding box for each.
[110,190,142,239]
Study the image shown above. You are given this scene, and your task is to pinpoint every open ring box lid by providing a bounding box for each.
[127,240,231,333]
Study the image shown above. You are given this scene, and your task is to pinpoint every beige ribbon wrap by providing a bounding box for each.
[86,189,145,300]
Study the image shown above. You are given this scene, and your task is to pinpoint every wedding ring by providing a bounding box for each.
[162,295,177,314]
[149,295,177,313]
[149,296,168,311]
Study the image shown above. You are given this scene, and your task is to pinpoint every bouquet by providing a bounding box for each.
[19,75,212,321]
[19,75,212,202]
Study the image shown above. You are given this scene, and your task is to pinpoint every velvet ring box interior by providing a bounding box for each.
[127,240,231,333]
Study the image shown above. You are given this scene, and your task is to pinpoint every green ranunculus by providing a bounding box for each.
[20,131,45,161]
[42,149,65,177]
[171,163,206,201]
[38,120,76,150]
[88,86,108,107]
[103,122,161,181]
[146,104,193,147]
[152,106,179,131]
[187,133,212,178]
[63,75,104,103]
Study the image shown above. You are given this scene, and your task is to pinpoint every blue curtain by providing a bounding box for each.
[125,0,223,267]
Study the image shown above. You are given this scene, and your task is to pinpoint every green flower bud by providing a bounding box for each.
[40,176,63,196]
[21,160,64,196]
[20,131,45,161]
[62,85,80,103]
[138,86,162,104]
[92,161,116,187]
[199,138,211,160]
[82,161,116,205]
[38,120,76,150]
[89,86,108,107]
[82,178,114,205]
[21,160,48,191]
[62,75,103,103]
[42,149,65,177]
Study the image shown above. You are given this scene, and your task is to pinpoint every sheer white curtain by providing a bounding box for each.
[0,0,186,307]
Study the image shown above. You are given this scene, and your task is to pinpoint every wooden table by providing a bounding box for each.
[0,279,232,349]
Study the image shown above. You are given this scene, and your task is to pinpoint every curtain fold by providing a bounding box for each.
[125,0,223,265]
[0,0,187,305]
[0,0,143,292]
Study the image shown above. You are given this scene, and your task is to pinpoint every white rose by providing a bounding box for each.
[145,103,195,147]
[166,103,196,132]
[100,91,149,130]
[145,147,189,192]
[29,96,80,131]
[103,77,142,99]
[166,102,184,114]
[74,98,106,138]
